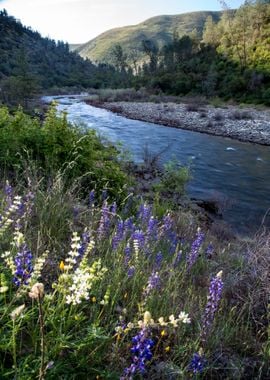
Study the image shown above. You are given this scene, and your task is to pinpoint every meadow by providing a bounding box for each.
[0,105,269,379]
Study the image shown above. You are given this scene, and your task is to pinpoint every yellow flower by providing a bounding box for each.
[165,346,170,352]
[91,296,96,303]
[59,261,65,271]
[161,329,166,337]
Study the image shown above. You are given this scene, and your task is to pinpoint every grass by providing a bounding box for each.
[0,173,269,379]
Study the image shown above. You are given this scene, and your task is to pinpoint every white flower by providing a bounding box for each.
[158,317,168,326]
[10,304,25,320]
[178,311,191,324]
[169,314,179,327]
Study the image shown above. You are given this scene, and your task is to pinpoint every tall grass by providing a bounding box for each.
[0,175,269,379]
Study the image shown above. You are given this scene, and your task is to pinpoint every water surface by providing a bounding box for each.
[43,95,270,234]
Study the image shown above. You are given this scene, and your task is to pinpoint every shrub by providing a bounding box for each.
[0,104,129,199]
[155,160,190,198]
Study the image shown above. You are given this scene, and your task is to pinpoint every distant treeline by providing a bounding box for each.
[0,10,123,106]
[110,0,270,104]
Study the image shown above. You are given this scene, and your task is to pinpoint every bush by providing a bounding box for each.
[0,104,129,199]
[155,160,190,199]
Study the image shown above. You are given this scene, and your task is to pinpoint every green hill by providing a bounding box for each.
[0,9,119,106]
[75,11,222,64]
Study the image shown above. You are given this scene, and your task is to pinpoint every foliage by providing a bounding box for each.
[154,160,190,199]
[75,11,222,64]
[0,179,269,379]
[0,10,120,106]
[0,104,128,198]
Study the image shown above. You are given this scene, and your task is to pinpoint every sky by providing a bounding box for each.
[1,0,244,43]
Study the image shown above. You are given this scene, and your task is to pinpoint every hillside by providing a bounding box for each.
[0,10,118,106]
[75,11,222,64]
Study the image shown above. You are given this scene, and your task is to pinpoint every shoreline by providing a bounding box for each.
[86,100,270,146]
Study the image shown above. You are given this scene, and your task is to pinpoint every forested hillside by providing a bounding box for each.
[74,11,222,65]
[0,10,119,106]
[91,1,270,104]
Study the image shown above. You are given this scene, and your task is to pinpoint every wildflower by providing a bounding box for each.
[178,311,191,324]
[187,228,205,269]
[138,203,152,225]
[205,243,214,258]
[158,317,168,326]
[143,271,160,299]
[97,201,110,239]
[122,326,155,378]
[10,304,25,320]
[143,311,153,325]
[161,329,166,337]
[66,259,107,305]
[64,232,81,271]
[127,266,135,278]
[201,271,224,341]
[0,273,9,293]
[112,221,125,250]
[165,346,170,352]
[132,230,145,250]
[13,243,33,287]
[59,260,65,271]
[100,286,110,305]
[29,283,44,299]
[146,217,158,241]
[89,189,95,207]
[169,314,179,327]
[0,285,8,293]
[155,252,163,268]
[189,350,207,374]
[91,296,96,303]
[30,251,48,283]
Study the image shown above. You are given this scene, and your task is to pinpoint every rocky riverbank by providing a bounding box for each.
[86,100,270,145]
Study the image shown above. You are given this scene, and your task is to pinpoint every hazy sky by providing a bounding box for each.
[1,0,244,43]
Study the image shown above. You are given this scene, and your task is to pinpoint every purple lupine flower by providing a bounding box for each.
[124,218,135,236]
[201,271,224,341]
[122,327,154,379]
[124,243,131,266]
[132,230,145,250]
[110,202,117,216]
[187,228,205,269]
[155,252,163,268]
[143,271,160,298]
[205,243,214,258]
[161,214,173,234]
[13,244,33,286]
[168,231,178,255]
[189,352,207,374]
[97,201,110,239]
[127,266,135,278]
[78,231,90,258]
[138,203,152,225]
[112,221,125,251]
[89,190,95,207]
[146,217,158,241]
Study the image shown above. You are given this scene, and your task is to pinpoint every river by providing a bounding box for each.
[43,95,270,234]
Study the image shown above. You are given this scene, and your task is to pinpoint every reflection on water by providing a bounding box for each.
[43,96,270,234]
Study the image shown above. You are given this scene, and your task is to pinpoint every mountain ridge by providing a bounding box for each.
[74,10,223,64]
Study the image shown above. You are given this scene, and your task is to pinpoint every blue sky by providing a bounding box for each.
[1,0,244,43]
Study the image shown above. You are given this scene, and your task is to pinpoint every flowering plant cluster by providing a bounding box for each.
[0,186,228,379]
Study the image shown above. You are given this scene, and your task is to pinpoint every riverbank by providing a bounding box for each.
[86,99,270,145]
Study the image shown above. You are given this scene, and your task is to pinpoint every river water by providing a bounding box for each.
[43,95,270,234]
